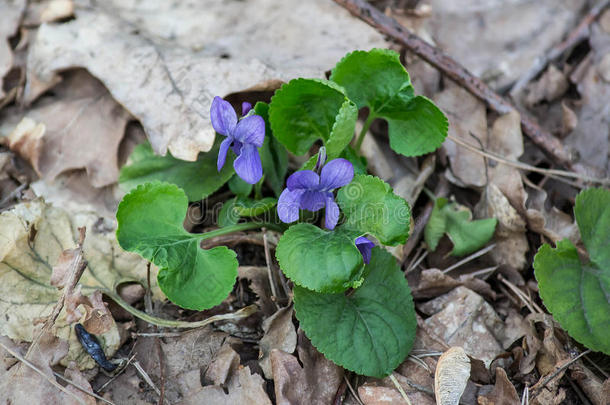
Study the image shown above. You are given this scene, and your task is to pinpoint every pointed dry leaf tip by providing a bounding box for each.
[434,347,471,405]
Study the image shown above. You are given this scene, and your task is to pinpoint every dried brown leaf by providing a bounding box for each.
[0,0,26,100]
[270,329,344,405]
[477,367,520,405]
[259,306,297,379]
[25,0,385,161]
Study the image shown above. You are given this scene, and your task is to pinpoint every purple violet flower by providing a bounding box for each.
[355,236,375,264]
[242,102,253,115]
[277,157,354,230]
[210,96,264,184]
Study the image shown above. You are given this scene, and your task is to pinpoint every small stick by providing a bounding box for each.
[447,134,609,186]
[0,340,87,405]
[132,360,161,396]
[530,350,591,399]
[344,374,364,405]
[96,354,136,393]
[442,243,496,274]
[27,227,88,359]
[332,0,602,177]
[498,276,544,314]
[155,338,165,405]
[390,373,413,405]
[510,0,610,95]
[262,228,280,308]
[333,377,348,405]
[51,371,116,405]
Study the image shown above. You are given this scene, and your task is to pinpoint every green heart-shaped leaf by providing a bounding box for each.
[119,139,234,201]
[424,197,497,256]
[116,182,238,310]
[294,248,416,378]
[275,224,364,292]
[534,188,610,354]
[337,175,410,246]
[330,49,448,156]
[269,78,357,158]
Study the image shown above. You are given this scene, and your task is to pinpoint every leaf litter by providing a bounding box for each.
[0,0,609,404]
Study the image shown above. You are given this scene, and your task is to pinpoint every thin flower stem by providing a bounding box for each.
[355,113,376,151]
[198,221,283,241]
[105,290,257,328]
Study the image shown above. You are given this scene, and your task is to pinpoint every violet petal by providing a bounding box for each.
[233,144,262,184]
[210,96,237,136]
[242,102,253,116]
[324,194,340,230]
[320,158,354,190]
[278,188,305,223]
[286,170,319,191]
[355,236,375,264]
[299,190,326,212]
[217,137,233,172]
[233,115,265,147]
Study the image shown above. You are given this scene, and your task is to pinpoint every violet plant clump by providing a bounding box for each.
[116,48,450,378]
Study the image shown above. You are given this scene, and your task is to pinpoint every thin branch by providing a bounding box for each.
[447,134,609,186]
[442,243,496,274]
[390,373,413,405]
[530,350,591,399]
[0,340,87,405]
[510,0,610,95]
[332,0,604,178]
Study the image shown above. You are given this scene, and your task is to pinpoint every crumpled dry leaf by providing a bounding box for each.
[434,82,488,187]
[135,326,228,402]
[0,0,26,101]
[477,367,520,405]
[9,70,131,187]
[0,199,163,369]
[434,346,471,405]
[259,306,297,379]
[271,329,344,405]
[238,266,277,318]
[565,16,610,173]
[204,343,240,386]
[25,0,386,161]
[0,329,94,404]
[419,287,523,365]
[525,187,579,244]
[179,365,272,405]
[525,65,569,106]
[425,0,586,89]
[409,268,496,301]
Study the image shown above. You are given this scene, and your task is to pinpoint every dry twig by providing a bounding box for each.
[332,0,603,177]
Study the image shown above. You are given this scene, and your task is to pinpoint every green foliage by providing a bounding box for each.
[119,141,234,201]
[228,174,252,197]
[330,48,448,156]
[294,248,416,378]
[275,224,364,292]
[424,197,497,256]
[116,182,238,310]
[337,175,410,245]
[254,102,288,197]
[269,78,357,157]
[534,188,610,354]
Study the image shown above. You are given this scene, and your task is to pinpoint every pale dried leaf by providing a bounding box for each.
[11,70,131,187]
[25,0,386,161]
[204,343,240,386]
[419,287,509,365]
[0,199,162,369]
[179,366,272,405]
[0,0,26,100]
[270,329,344,405]
[525,65,569,106]
[425,0,586,89]
[259,306,297,379]
[434,83,488,187]
[434,347,471,405]
[477,367,520,405]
